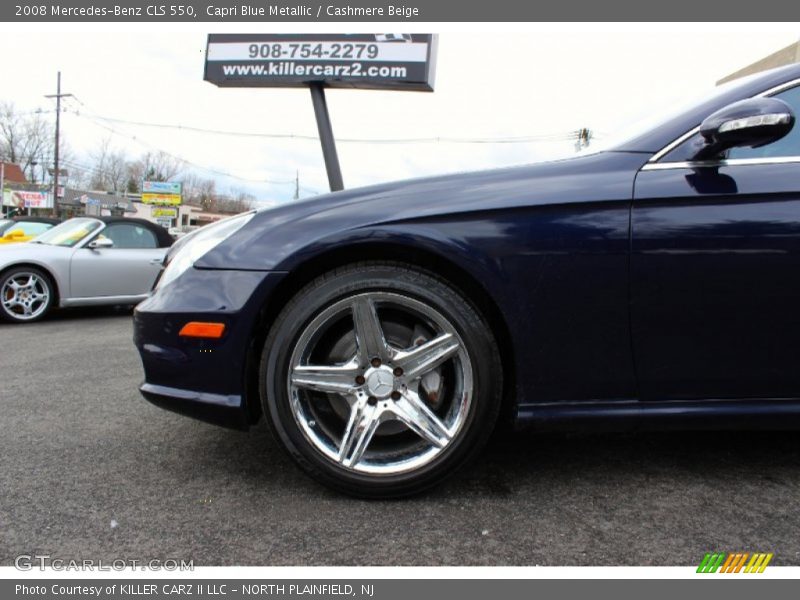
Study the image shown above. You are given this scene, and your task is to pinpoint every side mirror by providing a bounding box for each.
[87,237,114,250]
[694,97,795,160]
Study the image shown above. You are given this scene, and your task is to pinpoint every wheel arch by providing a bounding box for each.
[0,261,62,306]
[243,240,518,428]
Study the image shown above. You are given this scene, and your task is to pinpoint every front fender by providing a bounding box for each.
[0,254,70,304]
[273,222,506,289]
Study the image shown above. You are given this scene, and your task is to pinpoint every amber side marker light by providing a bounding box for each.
[179,322,226,339]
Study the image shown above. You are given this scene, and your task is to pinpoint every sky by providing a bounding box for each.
[0,24,797,206]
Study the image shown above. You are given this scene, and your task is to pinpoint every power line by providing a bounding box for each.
[66,96,258,183]
[2,108,56,118]
[74,111,299,186]
[6,96,319,200]
[65,106,583,145]
[57,94,583,199]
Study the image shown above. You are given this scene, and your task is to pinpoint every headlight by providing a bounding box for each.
[158,211,256,289]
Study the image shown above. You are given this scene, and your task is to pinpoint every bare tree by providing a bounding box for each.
[133,151,184,183]
[0,102,55,178]
[182,172,218,211]
[225,189,255,213]
[88,137,131,192]
[0,103,23,163]
[180,175,254,214]
[123,159,144,193]
[209,189,254,214]
[61,163,92,191]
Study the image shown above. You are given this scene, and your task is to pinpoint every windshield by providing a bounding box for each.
[0,219,11,235]
[34,218,103,247]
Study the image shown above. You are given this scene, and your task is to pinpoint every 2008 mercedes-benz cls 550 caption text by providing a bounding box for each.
[134,64,800,497]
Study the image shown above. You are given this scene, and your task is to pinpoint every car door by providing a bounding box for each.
[69,223,166,298]
[631,83,800,401]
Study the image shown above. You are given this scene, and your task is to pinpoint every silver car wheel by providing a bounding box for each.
[287,291,474,475]
[1,271,51,321]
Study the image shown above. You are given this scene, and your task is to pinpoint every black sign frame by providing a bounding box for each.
[204,33,437,92]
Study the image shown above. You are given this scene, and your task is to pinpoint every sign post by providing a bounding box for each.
[204,34,438,193]
[309,82,344,191]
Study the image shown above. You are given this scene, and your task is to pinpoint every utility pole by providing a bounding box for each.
[293,170,300,200]
[575,127,592,151]
[45,71,72,219]
[0,162,5,218]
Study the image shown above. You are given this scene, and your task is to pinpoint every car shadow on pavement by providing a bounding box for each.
[85,410,800,565]
[168,416,800,500]
[48,306,135,321]
[0,305,134,327]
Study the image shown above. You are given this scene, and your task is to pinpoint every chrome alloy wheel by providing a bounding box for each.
[287,292,474,475]
[1,271,50,321]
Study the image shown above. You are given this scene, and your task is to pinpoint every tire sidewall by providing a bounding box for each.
[0,266,55,324]
[261,264,502,497]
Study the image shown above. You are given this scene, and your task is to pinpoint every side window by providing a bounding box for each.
[662,85,800,162]
[727,85,800,159]
[101,223,157,249]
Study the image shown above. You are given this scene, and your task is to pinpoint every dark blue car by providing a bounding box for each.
[134,63,800,497]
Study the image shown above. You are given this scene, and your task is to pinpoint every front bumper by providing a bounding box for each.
[133,267,287,430]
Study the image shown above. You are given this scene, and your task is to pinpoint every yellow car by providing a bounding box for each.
[0,217,59,244]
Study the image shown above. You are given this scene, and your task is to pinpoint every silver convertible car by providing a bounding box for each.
[0,217,173,323]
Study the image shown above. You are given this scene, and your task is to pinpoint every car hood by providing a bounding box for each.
[198,150,650,271]
[272,150,646,217]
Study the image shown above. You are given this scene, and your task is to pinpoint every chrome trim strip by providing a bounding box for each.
[641,155,800,171]
[758,78,800,97]
[140,383,242,408]
[648,127,700,163]
[60,294,148,307]
[647,76,800,165]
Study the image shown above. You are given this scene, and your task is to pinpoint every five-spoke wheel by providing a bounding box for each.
[261,263,502,497]
[0,267,54,323]
[288,292,472,474]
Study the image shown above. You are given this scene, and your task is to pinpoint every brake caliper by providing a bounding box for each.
[412,325,445,411]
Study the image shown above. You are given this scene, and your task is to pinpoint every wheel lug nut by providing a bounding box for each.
[367,396,377,406]
[390,391,401,401]
[355,375,365,385]
[393,367,403,377]
[370,357,381,368]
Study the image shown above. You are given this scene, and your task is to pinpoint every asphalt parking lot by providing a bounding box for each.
[2,311,800,566]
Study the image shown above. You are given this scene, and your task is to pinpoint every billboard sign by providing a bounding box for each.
[205,34,437,91]
[151,207,177,218]
[142,193,182,206]
[2,188,52,209]
[142,181,182,195]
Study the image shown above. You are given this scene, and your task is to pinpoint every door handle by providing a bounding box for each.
[149,258,164,265]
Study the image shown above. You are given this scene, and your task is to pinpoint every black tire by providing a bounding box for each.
[260,262,503,498]
[0,266,55,324]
